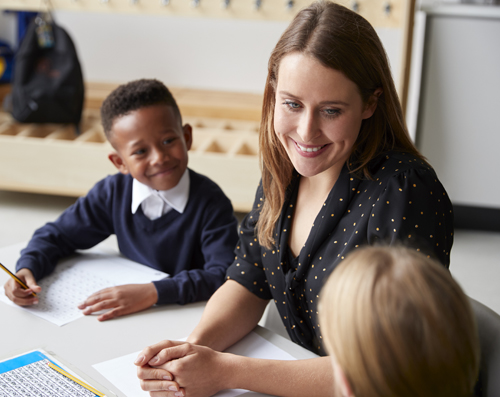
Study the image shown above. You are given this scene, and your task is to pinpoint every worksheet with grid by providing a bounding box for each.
[0,248,168,326]
[0,350,102,397]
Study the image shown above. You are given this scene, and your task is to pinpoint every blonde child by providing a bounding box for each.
[319,246,480,397]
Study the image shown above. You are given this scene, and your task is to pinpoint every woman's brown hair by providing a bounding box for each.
[257,1,425,248]
[318,246,480,397]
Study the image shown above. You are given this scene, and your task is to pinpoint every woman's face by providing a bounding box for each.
[273,52,377,179]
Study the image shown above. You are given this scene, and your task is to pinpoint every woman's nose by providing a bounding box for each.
[296,110,321,143]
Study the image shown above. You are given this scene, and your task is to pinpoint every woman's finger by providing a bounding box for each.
[135,340,186,366]
[149,388,185,397]
[139,379,182,392]
[136,364,173,381]
[148,344,192,367]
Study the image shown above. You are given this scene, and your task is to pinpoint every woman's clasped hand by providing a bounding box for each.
[135,340,233,397]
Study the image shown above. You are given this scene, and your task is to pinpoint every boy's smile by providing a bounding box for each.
[108,104,192,191]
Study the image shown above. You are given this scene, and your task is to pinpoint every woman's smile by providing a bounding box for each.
[293,139,329,156]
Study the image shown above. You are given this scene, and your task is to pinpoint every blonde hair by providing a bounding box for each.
[318,246,479,397]
[256,1,425,249]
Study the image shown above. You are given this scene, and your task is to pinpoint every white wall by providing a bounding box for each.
[0,11,402,95]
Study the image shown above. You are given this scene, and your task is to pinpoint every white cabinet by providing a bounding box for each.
[415,3,500,228]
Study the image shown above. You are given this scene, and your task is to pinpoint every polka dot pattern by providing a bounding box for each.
[226,152,453,356]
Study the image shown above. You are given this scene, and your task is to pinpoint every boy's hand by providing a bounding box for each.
[3,268,41,306]
[78,283,158,321]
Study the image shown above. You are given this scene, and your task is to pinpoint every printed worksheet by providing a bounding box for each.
[0,247,168,326]
[0,350,104,397]
[93,331,297,397]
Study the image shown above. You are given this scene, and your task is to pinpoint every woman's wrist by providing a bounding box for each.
[217,352,246,391]
[186,333,202,346]
[186,329,216,348]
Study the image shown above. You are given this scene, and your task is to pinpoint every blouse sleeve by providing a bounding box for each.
[367,167,454,267]
[226,183,273,300]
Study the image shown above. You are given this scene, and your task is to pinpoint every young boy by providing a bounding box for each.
[4,79,239,321]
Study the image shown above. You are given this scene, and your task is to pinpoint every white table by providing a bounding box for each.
[0,243,318,397]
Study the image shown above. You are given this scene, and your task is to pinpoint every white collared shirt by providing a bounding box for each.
[131,170,190,220]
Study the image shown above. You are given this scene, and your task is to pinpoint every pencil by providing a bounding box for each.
[0,262,37,297]
[47,362,105,397]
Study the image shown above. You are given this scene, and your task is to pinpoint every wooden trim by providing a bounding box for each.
[399,0,416,115]
[0,0,404,27]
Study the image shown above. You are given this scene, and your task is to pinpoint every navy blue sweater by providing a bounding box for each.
[16,169,239,304]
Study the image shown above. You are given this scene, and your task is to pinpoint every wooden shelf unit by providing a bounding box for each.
[0,85,262,212]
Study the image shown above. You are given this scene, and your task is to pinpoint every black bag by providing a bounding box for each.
[9,14,84,130]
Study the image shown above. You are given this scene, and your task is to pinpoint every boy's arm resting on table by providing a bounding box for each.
[152,265,227,306]
[135,282,334,397]
[15,178,115,281]
[154,193,239,306]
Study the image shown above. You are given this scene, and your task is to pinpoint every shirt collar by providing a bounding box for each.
[131,169,190,215]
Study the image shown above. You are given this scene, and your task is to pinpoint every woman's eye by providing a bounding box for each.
[324,108,340,118]
[283,100,300,110]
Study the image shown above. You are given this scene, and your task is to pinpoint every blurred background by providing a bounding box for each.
[0,0,499,315]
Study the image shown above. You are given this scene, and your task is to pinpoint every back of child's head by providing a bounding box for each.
[100,79,181,139]
[318,245,479,397]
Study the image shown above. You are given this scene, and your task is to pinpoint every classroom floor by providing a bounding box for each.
[0,189,499,317]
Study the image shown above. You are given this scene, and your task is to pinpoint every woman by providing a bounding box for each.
[135,1,453,395]
[318,246,479,397]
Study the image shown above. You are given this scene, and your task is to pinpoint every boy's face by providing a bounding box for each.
[108,104,192,191]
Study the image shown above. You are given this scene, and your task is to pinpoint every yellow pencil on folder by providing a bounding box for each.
[0,262,37,297]
[47,361,105,396]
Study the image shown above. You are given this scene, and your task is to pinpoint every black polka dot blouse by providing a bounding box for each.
[226,151,453,356]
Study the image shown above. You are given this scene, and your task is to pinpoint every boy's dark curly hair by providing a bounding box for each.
[100,79,182,138]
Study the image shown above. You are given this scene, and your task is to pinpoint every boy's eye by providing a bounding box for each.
[162,138,176,145]
[133,149,146,156]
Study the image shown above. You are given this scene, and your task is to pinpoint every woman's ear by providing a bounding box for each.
[361,88,383,120]
[108,152,130,175]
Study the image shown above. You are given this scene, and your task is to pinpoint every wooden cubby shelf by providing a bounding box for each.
[0,87,262,212]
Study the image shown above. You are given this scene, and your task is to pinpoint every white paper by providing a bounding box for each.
[0,248,168,326]
[93,331,296,397]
